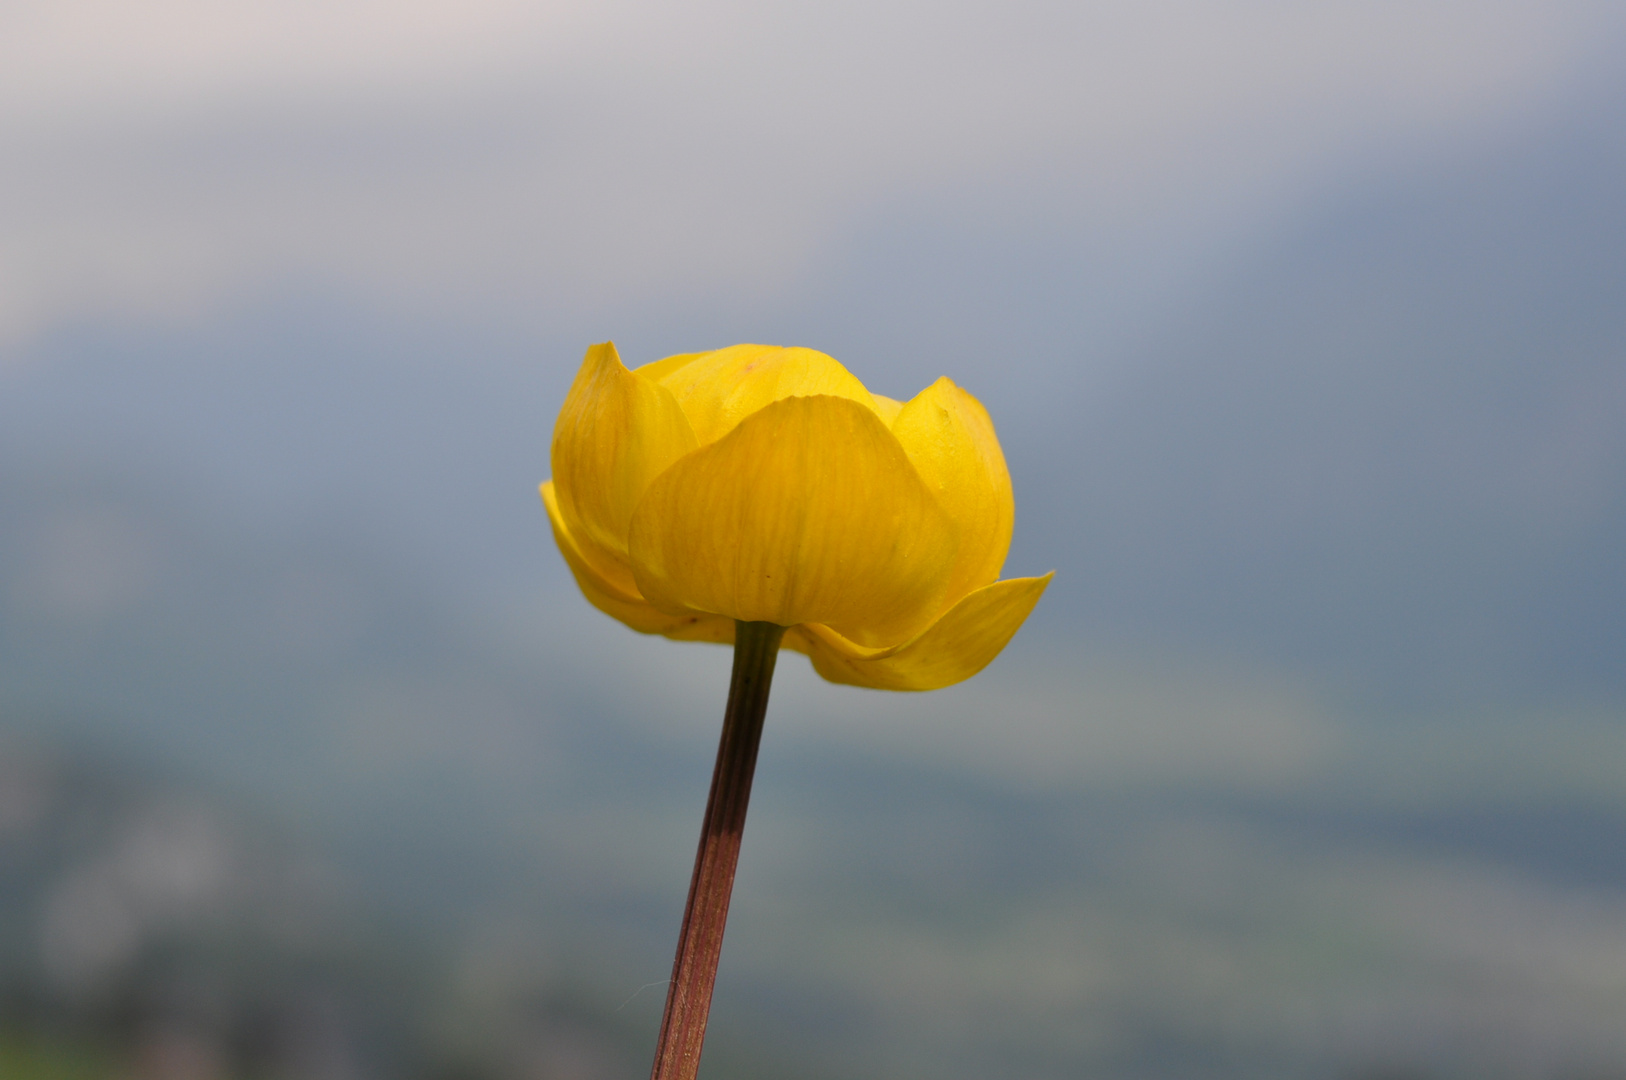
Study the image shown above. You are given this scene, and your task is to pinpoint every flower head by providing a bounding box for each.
[542,342,1051,690]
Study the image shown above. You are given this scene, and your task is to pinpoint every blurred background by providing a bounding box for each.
[3,1,1625,1077]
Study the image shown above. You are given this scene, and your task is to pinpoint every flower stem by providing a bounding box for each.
[649,619,786,1080]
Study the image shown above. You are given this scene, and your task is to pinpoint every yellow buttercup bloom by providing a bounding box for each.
[541,342,1052,691]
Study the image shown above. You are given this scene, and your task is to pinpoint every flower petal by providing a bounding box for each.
[799,573,1053,691]
[642,344,881,445]
[541,482,733,642]
[871,393,904,426]
[890,377,1014,608]
[551,342,698,594]
[633,350,708,382]
[628,394,959,647]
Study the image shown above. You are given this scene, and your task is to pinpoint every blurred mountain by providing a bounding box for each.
[1033,87,1626,708]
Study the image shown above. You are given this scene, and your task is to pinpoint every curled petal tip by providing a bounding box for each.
[802,572,1052,691]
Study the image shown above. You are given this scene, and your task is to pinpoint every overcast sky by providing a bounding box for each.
[5,0,1626,347]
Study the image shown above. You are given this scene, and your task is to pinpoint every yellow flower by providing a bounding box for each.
[541,342,1052,691]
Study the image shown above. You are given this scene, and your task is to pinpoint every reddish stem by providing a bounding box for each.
[648,620,786,1080]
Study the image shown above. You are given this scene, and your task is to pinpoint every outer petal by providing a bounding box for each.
[551,342,698,594]
[541,482,733,642]
[628,395,959,648]
[799,573,1053,691]
[641,344,881,445]
[890,377,1014,609]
